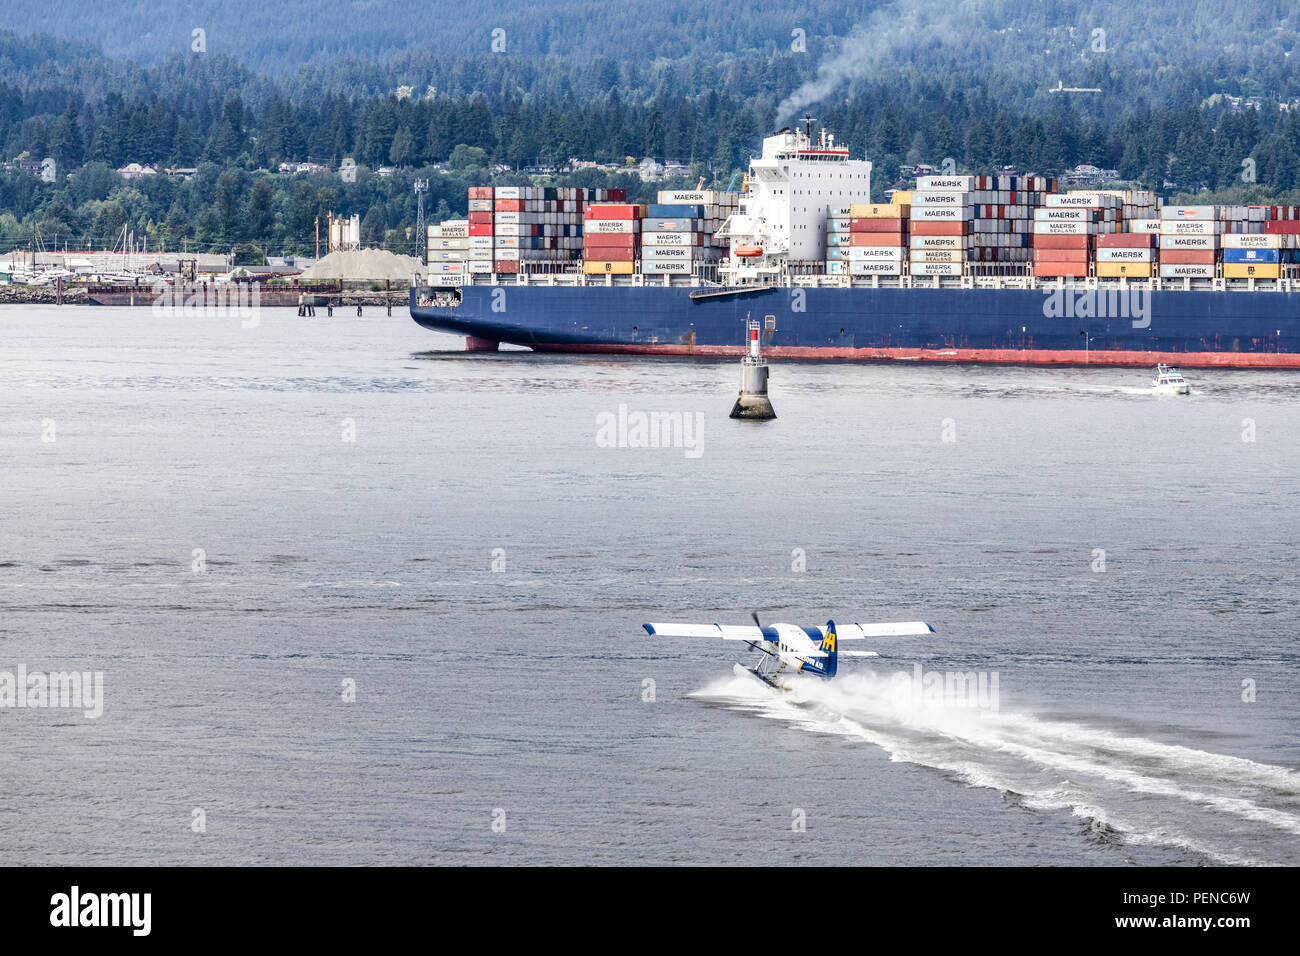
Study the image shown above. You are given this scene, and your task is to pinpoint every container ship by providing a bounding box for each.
[410,119,1299,367]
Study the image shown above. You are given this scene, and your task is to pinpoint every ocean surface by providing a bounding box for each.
[2,304,1298,866]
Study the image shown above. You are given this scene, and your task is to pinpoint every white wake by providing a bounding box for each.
[691,671,1300,865]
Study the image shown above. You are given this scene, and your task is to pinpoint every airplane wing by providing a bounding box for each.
[819,621,935,640]
[642,623,827,656]
[642,623,767,641]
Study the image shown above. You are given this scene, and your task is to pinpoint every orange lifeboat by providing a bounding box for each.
[733,244,764,257]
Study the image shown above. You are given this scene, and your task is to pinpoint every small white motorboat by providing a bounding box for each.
[1151,363,1191,395]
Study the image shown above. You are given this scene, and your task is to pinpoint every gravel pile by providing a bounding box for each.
[300,249,424,281]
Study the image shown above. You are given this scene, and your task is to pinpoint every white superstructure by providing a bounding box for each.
[719,118,872,282]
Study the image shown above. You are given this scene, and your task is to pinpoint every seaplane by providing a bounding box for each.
[642,614,935,690]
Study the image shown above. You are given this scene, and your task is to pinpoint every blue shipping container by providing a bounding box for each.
[1223,248,1280,264]
[647,204,705,218]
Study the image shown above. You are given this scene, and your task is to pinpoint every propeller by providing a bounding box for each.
[751,611,763,629]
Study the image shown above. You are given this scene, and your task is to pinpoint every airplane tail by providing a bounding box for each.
[800,619,838,678]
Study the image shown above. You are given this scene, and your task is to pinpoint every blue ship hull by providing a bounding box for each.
[410,283,1300,367]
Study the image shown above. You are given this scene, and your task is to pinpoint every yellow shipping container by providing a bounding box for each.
[850,202,910,218]
[582,260,636,275]
[891,191,913,205]
[1224,262,1281,280]
[1096,262,1154,278]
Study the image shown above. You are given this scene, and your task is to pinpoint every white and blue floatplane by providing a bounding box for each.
[642,615,935,690]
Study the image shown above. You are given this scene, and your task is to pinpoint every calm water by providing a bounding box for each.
[2,304,1298,866]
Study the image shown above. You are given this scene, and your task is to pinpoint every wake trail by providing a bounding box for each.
[691,671,1300,865]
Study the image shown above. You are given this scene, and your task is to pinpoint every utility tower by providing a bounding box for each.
[414,179,429,261]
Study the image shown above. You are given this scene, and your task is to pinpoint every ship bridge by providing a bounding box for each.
[720,117,872,283]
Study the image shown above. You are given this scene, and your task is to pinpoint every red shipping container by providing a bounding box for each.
[468,211,493,224]
[588,247,635,262]
[1033,263,1089,277]
[495,199,523,212]
[1097,234,1154,248]
[583,233,638,250]
[609,189,627,202]
[910,221,968,236]
[468,223,493,236]
[468,186,493,200]
[584,204,639,220]
[1159,250,1216,264]
[1264,220,1300,233]
[1032,235,1091,250]
[495,260,519,274]
[850,218,908,232]
[850,232,907,246]
[1033,249,1089,263]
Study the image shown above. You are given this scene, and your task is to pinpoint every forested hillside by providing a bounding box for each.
[2,0,1299,257]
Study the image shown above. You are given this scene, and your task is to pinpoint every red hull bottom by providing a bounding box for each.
[525,342,1300,369]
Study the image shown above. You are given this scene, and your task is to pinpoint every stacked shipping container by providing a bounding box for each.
[969,175,1053,270]
[847,201,909,276]
[642,203,707,275]
[910,176,970,277]
[825,205,851,275]
[657,190,739,264]
[426,219,469,274]
[1158,206,1219,280]
[583,203,643,275]
[443,186,627,274]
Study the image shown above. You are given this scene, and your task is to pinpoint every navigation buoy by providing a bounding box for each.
[730,319,776,420]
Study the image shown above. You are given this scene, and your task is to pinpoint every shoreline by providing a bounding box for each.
[0,285,409,307]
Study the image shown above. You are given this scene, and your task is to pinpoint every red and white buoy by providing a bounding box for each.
[730,317,776,420]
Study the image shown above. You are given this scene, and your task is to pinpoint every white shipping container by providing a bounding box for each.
[641,231,697,246]
[910,262,964,276]
[849,261,904,275]
[1033,221,1091,235]
[909,235,966,250]
[1033,208,1091,223]
[1096,248,1154,262]
[849,246,905,261]
[431,238,470,250]
[494,249,520,260]
[911,207,971,221]
[658,190,717,204]
[1046,194,1102,207]
[584,220,637,234]
[910,190,969,206]
[1160,205,1216,220]
[1160,263,1216,278]
[641,261,693,274]
[642,246,698,260]
[494,187,520,200]
[909,249,964,263]
[1223,233,1283,249]
[1160,219,1218,235]
[1128,220,1163,234]
[917,176,974,190]
[467,260,494,274]
[1159,235,1218,250]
